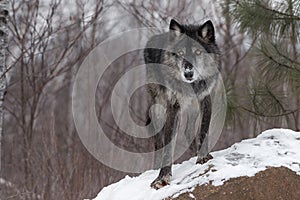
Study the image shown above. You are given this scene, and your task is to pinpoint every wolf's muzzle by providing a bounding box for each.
[184,62,194,80]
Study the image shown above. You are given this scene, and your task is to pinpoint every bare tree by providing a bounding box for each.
[0,0,8,173]
[2,0,109,199]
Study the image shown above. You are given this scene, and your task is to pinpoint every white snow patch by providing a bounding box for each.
[93,129,300,200]
[188,193,195,199]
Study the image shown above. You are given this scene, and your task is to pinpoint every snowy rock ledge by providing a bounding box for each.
[93,129,300,200]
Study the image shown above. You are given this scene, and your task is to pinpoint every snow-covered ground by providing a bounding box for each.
[93,129,300,200]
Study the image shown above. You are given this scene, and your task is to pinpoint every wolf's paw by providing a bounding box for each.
[150,175,171,190]
[196,153,213,164]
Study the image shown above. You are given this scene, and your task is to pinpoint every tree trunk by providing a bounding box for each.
[0,0,8,171]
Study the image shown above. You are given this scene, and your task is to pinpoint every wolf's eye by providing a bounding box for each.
[195,49,201,55]
[177,50,184,56]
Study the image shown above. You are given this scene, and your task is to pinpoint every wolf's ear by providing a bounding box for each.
[169,19,183,37]
[199,20,215,43]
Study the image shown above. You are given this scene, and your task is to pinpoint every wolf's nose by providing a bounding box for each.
[184,63,193,70]
[184,71,194,79]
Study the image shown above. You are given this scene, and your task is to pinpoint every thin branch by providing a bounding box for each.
[239,105,299,118]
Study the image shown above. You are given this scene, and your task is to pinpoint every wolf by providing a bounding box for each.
[144,19,221,189]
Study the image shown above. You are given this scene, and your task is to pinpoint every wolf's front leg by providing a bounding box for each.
[184,111,199,156]
[150,166,172,189]
[196,95,213,164]
[151,103,179,189]
[151,135,174,189]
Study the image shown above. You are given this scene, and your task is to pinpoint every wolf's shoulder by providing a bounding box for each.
[144,32,169,64]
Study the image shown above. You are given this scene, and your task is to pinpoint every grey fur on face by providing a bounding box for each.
[163,37,220,83]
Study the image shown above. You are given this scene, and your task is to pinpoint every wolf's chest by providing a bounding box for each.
[166,90,199,111]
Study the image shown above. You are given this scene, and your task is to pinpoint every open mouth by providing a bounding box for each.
[182,76,195,83]
[184,79,194,83]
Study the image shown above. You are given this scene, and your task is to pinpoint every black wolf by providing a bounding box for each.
[144,19,221,189]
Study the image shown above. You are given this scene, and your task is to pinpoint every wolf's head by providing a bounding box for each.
[163,19,221,83]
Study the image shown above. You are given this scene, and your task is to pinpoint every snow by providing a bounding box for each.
[93,129,300,200]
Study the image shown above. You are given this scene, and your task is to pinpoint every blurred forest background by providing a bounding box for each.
[1,0,299,199]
